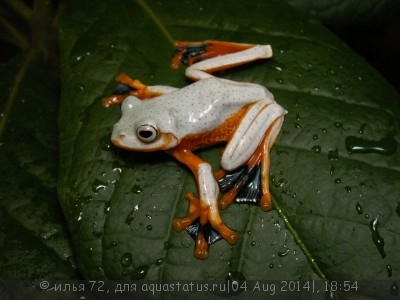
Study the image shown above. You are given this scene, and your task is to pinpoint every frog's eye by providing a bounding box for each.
[136,124,158,143]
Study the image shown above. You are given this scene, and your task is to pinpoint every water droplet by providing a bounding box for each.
[274,178,286,187]
[328,148,339,160]
[313,134,318,140]
[334,178,341,184]
[92,179,107,193]
[226,271,246,281]
[391,282,399,296]
[311,145,321,153]
[120,252,133,267]
[390,282,399,296]
[275,78,285,84]
[112,161,123,173]
[293,122,302,129]
[334,122,343,128]
[86,247,93,256]
[131,265,149,280]
[345,135,397,155]
[99,136,112,151]
[76,211,83,222]
[345,186,352,194]
[110,241,118,247]
[357,123,367,134]
[164,241,173,250]
[386,264,393,278]
[355,202,363,214]
[272,62,285,71]
[75,84,85,92]
[131,184,143,194]
[370,216,386,258]
[73,52,91,65]
[155,258,164,266]
[104,201,111,214]
[250,240,256,247]
[269,263,274,269]
[330,165,335,175]
[125,206,139,225]
[146,224,153,231]
[278,249,290,257]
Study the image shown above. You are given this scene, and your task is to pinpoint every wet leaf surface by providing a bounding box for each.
[54,0,400,287]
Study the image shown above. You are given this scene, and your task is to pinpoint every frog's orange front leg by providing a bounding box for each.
[102,73,167,107]
[167,147,239,259]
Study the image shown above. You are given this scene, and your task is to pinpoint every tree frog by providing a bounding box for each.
[103,40,287,259]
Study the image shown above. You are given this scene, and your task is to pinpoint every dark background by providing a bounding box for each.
[331,21,400,93]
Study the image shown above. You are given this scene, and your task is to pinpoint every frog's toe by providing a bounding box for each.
[219,190,237,209]
[260,193,273,212]
[172,217,194,232]
[172,192,202,231]
[218,226,240,245]
[194,232,209,260]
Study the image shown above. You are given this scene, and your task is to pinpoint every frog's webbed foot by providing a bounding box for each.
[171,40,255,69]
[216,163,263,210]
[173,192,239,260]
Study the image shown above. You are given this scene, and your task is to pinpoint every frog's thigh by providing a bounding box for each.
[221,102,285,171]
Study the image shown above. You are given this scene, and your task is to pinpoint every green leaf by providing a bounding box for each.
[59,0,400,286]
[0,53,78,279]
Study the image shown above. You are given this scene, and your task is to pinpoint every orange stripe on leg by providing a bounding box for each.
[259,117,285,212]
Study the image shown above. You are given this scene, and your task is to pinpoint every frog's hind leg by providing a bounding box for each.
[171,40,272,81]
[171,40,255,68]
[217,102,286,211]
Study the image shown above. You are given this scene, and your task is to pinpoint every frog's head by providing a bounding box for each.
[111,96,179,151]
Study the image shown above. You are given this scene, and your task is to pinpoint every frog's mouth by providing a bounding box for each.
[111,132,179,152]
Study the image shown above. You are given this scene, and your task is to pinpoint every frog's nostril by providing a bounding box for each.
[118,132,126,139]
